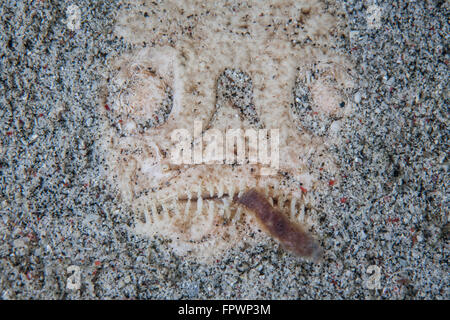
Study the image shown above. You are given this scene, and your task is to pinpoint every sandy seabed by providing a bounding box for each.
[0,0,448,299]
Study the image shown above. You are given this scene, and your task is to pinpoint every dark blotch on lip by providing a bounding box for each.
[234,189,322,262]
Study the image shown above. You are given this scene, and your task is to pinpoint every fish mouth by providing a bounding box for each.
[177,192,290,209]
[135,185,322,262]
[156,187,303,219]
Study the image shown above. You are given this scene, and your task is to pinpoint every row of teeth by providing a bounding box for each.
[135,182,307,226]
[159,179,296,202]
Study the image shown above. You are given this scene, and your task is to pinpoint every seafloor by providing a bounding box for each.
[0,0,448,299]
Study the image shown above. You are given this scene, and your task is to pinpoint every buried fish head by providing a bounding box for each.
[100,0,354,261]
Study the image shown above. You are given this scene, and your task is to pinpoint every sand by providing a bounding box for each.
[0,0,448,299]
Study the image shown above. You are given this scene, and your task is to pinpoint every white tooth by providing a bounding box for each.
[290,197,297,218]
[172,199,180,216]
[197,185,202,198]
[207,200,215,220]
[268,197,274,207]
[184,197,191,216]
[161,202,169,220]
[305,215,313,227]
[298,203,305,222]
[218,201,225,218]
[187,188,192,201]
[196,196,203,215]
[232,207,242,222]
[217,183,224,198]
[238,180,245,197]
[227,184,235,198]
[222,198,231,218]
[208,184,214,197]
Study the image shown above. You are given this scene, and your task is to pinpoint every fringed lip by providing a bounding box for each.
[170,187,323,262]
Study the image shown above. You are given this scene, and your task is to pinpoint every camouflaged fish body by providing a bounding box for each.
[100,0,354,261]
